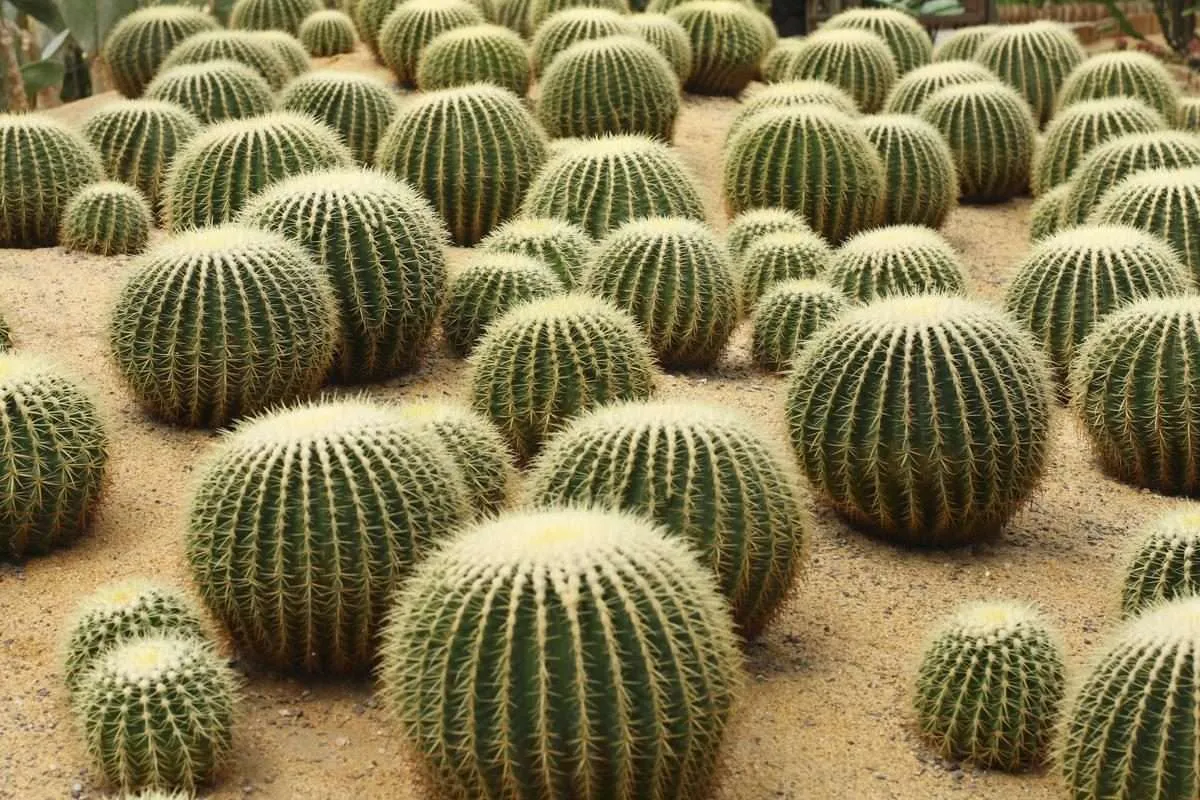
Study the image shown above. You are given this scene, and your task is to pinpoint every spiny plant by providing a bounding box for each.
[0,313,9,351]
[914,601,1065,770]
[376,84,546,246]
[1058,51,1181,122]
[521,134,704,239]
[299,9,358,55]
[725,206,813,260]
[1180,96,1200,130]
[1122,508,1200,616]
[0,115,102,248]
[1030,182,1070,242]
[629,12,692,82]
[159,30,291,90]
[973,20,1086,126]
[860,115,958,229]
[530,7,633,76]
[250,30,313,79]
[723,106,885,244]
[881,59,997,116]
[667,0,770,96]
[164,112,352,231]
[760,37,804,83]
[109,225,339,427]
[144,60,275,125]
[101,6,220,98]
[528,0,629,30]
[239,168,449,382]
[278,71,398,166]
[378,0,485,87]
[827,225,967,304]
[583,216,738,368]
[230,0,322,34]
[822,7,932,75]
[443,253,565,356]
[61,182,153,257]
[919,81,1037,203]
[1031,97,1167,197]
[479,216,592,288]
[74,635,236,792]
[494,0,535,37]
[784,28,897,114]
[932,24,997,62]
[1091,167,1200,284]
[751,278,846,372]
[739,229,832,310]
[356,0,404,56]
[787,294,1052,545]
[187,398,469,674]
[378,506,742,800]
[536,35,680,141]
[417,23,531,96]
[726,79,860,145]
[468,294,656,459]
[0,354,107,561]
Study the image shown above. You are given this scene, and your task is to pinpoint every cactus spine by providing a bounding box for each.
[299,9,358,55]
[1030,182,1070,242]
[101,6,220,98]
[827,225,967,303]
[479,216,592,288]
[823,7,932,75]
[1058,51,1181,122]
[881,59,997,115]
[443,253,565,355]
[760,37,804,82]
[667,0,770,96]
[861,115,958,228]
[278,71,398,165]
[726,80,860,145]
[1032,97,1166,196]
[1091,167,1200,284]
[417,23,531,96]
[932,24,997,62]
[229,0,322,34]
[751,278,846,372]
[378,0,485,87]
[1060,131,1200,225]
[61,182,153,257]
[145,60,275,125]
[1121,508,1200,616]
[159,30,291,89]
[725,207,813,260]
[739,229,832,310]
[973,21,1086,126]
[528,0,629,29]
[785,28,897,114]
[629,12,692,81]
[250,29,312,78]
[531,8,633,75]
[1179,96,1200,130]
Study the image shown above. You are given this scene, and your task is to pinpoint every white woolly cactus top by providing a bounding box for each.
[549,132,672,160]
[838,224,958,254]
[1123,594,1200,640]
[285,68,391,91]
[802,26,893,51]
[939,600,1051,642]
[1141,506,1200,543]
[762,277,844,298]
[839,292,995,327]
[0,352,55,387]
[1054,94,1168,121]
[147,223,308,263]
[227,398,407,444]
[99,635,213,683]
[185,110,346,149]
[1033,223,1178,255]
[71,180,149,204]
[151,57,264,81]
[484,216,592,243]
[484,292,634,326]
[404,80,524,109]
[245,165,426,203]
[73,579,171,614]
[899,59,996,81]
[1104,164,1200,192]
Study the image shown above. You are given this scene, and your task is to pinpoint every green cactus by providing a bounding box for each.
[1179,96,1200,130]
[861,114,958,229]
[723,106,886,244]
[1121,507,1200,616]
[528,0,629,30]
[919,82,1037,203]
[0,115,103,248]
[187,398,469,673]
[667,0,769,97]
[1030,182,1070,242]
[100,6,220,98]
[378,0,485,86]
[109,225,339,427]
[787,294,1051,545]
[725,206,812,259]
[521,133,704,239]
[417,23,531,95]
[1060,131,1200,225]
[0,313,9,351]
[1058,51,1180,122]
[750,278,846,372]
[1031,97,1167,197]
[881,59,997,116]
[760,37,805,83]
[739,229,832,310]
[973,21,1086,127]
[914,601,1065,770]
[443,253,564,355]
[784,28,897,114]
[822,7,932,75]
[726,80,860,145]
[827,225,967,304]
[932,24,997,62]
[278,71,398,165]
[299,9,358,55]
[355,0,403,55]
[60,182,153,257]
[629,12,692,82]
[159,30,291,89]
[0,355,107,561]
[469,293,656,459]
[479,216,592,288]
[229,0,322,34]
[1091,167,1200,284]
[145,60,275,125]
[531,7,632,75]
[250,30,313,78]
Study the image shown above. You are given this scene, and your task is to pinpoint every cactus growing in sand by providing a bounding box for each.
[479,216,592,288]
[725,207,812,260]
[973,21,1085,126]
[629,12,692,81]
[667,0,770,96]
[932,24,996,62]
[279,71,398,165]
[1058,51,1180,122]
[299,10,358,56]
[822,7,931,75]
[726,80,860,144]
[860,115,958,228]
[1122,508,1200,616]
[229,0,322,34]
[442,253,565,356]
[784,28,897,114]
[61,183,153,257]
[101,6,220,98]
[378,0,485,87]
[417,24,531,95]
[1091,167,1200,284]
[1059,131,1200,225]
[159,30,291,89]
[531,8,632,75]
[881,59,996,115]
[827,225,967,303]
[750,279,846,372]
[145,61,275,125]
[739,229,832,310]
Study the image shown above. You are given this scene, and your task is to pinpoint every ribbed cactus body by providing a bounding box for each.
[0,314,9,351]
[881,59,996,115]
[109,226,339,427]
[1032,97,1166,196]
[159,30,291,89]
[751,278,846,372]
[1122,508,1200,616]
[531,8,632,75]
[723,106,886,244]
[760,37,804,83]
[915,602,1065,770]
[101,6,220,98]
[823,7,931,74]
[1030,182,1069,242]
[279,71,397,165]
[355,0,403,55]
[379,507,741,800]
[629,12,691,81]
[418,23,531,95]
[0,355,107,561]
[469,294,656,459]
[537,35,679,141]
[251,30,313,79]
[973,21,1085,126]
[230,0,321,33]
[443,253,565,355]
[861,115,958,228]
[787,295,1051,545]
[668,0,769,96]
[919,82,1037,203]
[1059,52,1180,122]
[726,80,859,145]
[786,28,897,114]
[522,134,704,239]
[479,216,592,288]
[493,0,533,37]
[725,207,812,260]
[61,182,153,257]
[299,9,358,55]
[145,60,275,125]
[187,399,469,673]
[1060,131,1200,225]
[828,225,967,303]
[529,0,628,29]
[1091,167,1200,284]
[932,24,996,62]
[1180,96,1200,130]
[739,229,831,310]
[378,0,485,86]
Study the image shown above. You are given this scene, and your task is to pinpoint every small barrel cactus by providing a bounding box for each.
[726,79,860,145]
[356,0,404,55]
[109,225,339,427]
[760,37,805,83]
[278,70,398,165]
[229,0,321,34]
[0,114,103,248]
[973,20,1085,126]
[739,229,832,310]
[914,601,1065,770]
[860,114,958,228]
[0,313,9,351]
[667,0,769,96]
[932,24,996,62]
[881,59,996,115]
[378,507,742,800]
[785,28,897,114]
[1029,182,1070,242]
[822,7,931,75]
[528,0,629,30]
[725,206,813,260]
[250,29,312,78]
[827,225,967,304]
[61,182,153,257]
[299,9,358,55]
[751,278,846,372]
[1091,167,1200,284]
[479,216,592,288]
[378,0,485,87]
[1180,96,1200,130]
[919,81,1037,203]
[144,60,275,125]
[1122,507,1200,616]
[417,23,531,95]
[101,6,220,98]
[629,12,692,81]
[443,253,565,355]
[1058,51,1181,122]
[159,30,291,89]
[787,294,1052,545]
[469,294,657,459]
[0,355,107,561]
[531,7,633,75]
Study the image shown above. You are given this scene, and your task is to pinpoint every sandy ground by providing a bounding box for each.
[0,49,1189,800]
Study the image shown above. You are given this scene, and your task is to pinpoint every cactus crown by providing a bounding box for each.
[160,29,291,89]
[531,7,633,74]
[529,0,631,30]
[101,5,220,98]
[278,70,398,166]
[932,23,996,62]
[61,181,153,257]
[479,216,593,288]
[298,10,358,57]
[1121,507,1200,616]
[418,23,532,96]
[667,0,771,97]
[882,59,996,115]
[727,80,860,145]
[823,7,932,74]
[144,59,274,125]
[1091,166,1200,282]
[828,224,967,303]
[1062,130,1200,224]
[1058,50,1181,122]
[229,0,321,35]
[726,207,813,258]
[972,20,1086,126]
[787,27,898,114]
[629,12,693,81]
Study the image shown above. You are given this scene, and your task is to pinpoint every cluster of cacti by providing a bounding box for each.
[1121,508,1200,616]
[378,0,485,86]
[530,7,632,75]
[0,115,103,248]
[1029,182,1071,241]
[629,12,692,81]
[919,82,1037,203]
[529,0,628,29]
[109,225,338,427]
[1059,130,1200,224]
[914,602,1065,770]
[823,7,932,74]
[760,37,805,83]
[723,106,885,244]
[417,23,531,95]
[932,24,996,62]
[881,59,997,115]
[784,28,897,114]
[468,294,656,459]
[230,0,321,33]
[1031,97,1166,196]
[159,30,291,90]
[827,225,967,303]
[667,0,769,96]
[1058,51,1180,122]
[299,9,358,55]
[278,71,398,165]
[442,253,565,355]
[583,217,738,368]
[521,134,704,239]
[251,30,313,78]
[60,182,153,257]
[101,6,220,98]
[726,80,860,144]
[860,115,958,228]
[973,21,1086,126]
[379,506,741,800]
[1071,296,1200,495]
[751,278,846,372]
[145,60,275,125]
[1091,167,1200,283]
[787,295,1051,545]
[0,355,107,561]
[536,35,680,141]
[1180,96,1200,129]
[739,229,832,309]
[355,0,403,55]
[479,216,592,288]
[725,206,811,259]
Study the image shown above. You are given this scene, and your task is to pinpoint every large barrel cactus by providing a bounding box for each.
[932,24,996,62]
[61,182,153,257]
[479,216,592,288]
[973,21,1086,126]
[728,80,860,145]
[827,225,967,304]
[278,71,398,166]
[881,59,996,115]
[298,9,359,55]
[1121,508,1200,617]
[417,23,532,95]
[785,28,897,114]
[667,0,769,96]
[378,0,485,87]
[860,114,958,228]
[531,8,633,75]
[822,7,931,75]
[739,229,832,310]
[751,278,846,372]
[443,253,565,355]
[101,6,220,98]
[1058,51,1180,122]
[229,0,322,34]
[1091,167,1200,284]
[629,12,692,81]
[159,30,291,89]
[144,60,275,125]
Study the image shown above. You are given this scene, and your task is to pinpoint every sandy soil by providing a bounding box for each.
[0,49,1187,800]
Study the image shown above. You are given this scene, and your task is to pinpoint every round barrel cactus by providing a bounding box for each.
[1032,97,1166,196]
[494,0,535,37]
[356,0,404,55]
[109,225,339,427]
[932,24,996,62]
[61,182,153,257]
[417,23,531,95]
[881,59,996,115]
[1058,51,1180,122]
[528,0,628,29]
[443,253,565,355]
[726,79,860,145]
[0,355,107,561]
[279,70,398,165]
[379,506,741,800]
[751,278,846,372]
[230,0,321,34]
[145,60,275,125]
[973,21,1085,127]
[250,30,312,78]
[861,114,958,228]
[827,225,967,304]
[101,6,220,98]
[0,114,103,248]
[1091,167,1200,284]
[1122,508,1200,616]
[629,12,692,81]
[787,294,1052,545]
[378,0,485,87]
[299,9,358,55]
[725,206,813,260]
[823,7,931,74]
[667,0,769,96]
[159,30,291,89]
[1030,182,1070,242]
[915,602,1065,770]
[531,7,632,75]
[739,229,832,310]
[1180,96,1200,130]
[479,216,592,288]
[785,28,897,114]
[760,37,805,82]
